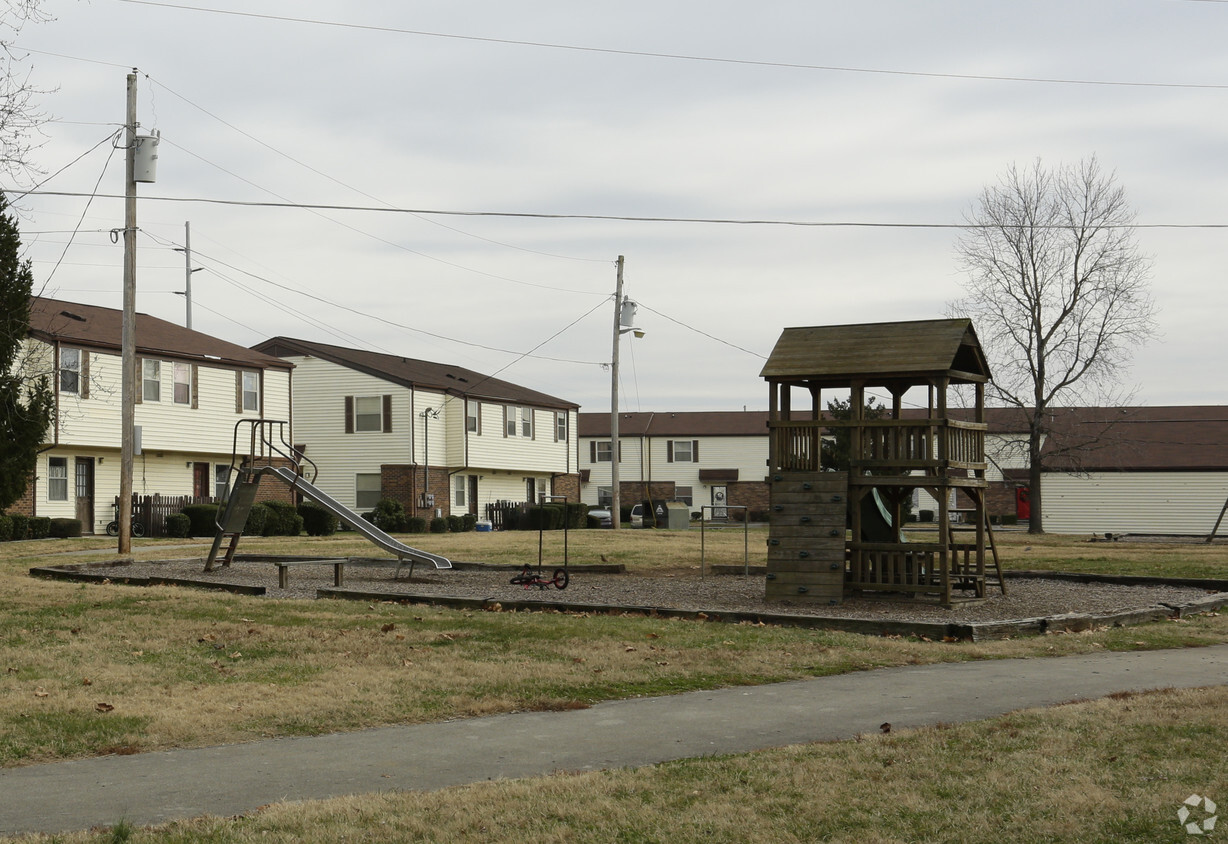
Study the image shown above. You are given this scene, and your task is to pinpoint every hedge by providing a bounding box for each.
[181,504,220,537]
[49,518,83,538]
[0,514,11,542]
[28,517,50,539]
[261,500,303,536]
[9,513,28,540]
[298,502,339,536]
[164,513,191,538]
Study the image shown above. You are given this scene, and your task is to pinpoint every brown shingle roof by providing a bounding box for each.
[28,297,291,370]
[254,337,578,409]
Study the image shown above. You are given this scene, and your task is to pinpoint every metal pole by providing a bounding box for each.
[610,255,624,530]
[118,70,138,555]
[183,221,192,330]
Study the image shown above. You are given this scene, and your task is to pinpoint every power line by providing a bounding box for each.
[18,190,1228,229]
[116,0,1228,91]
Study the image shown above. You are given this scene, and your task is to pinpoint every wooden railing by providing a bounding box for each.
[768,419,986,473]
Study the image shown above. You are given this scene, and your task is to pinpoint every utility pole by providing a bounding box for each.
[609,256,624,529]
[118,70,138,555]
[174,221,203,329]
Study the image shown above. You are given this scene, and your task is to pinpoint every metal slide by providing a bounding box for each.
[260,465,452,570]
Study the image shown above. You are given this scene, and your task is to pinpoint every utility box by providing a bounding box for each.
[660,501,690,530]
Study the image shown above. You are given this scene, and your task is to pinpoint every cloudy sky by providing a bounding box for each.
[8,0,1227,413]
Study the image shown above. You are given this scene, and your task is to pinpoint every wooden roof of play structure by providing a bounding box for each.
[759,318,991,387]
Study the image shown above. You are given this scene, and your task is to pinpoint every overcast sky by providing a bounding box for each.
[8,0,1227,413]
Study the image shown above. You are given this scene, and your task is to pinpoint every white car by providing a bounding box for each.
[586,505,644,528]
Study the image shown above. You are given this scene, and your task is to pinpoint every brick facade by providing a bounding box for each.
[381,464,451,521]
[10,470,36,517]
[727,480,770,519]
[551,473,581,504]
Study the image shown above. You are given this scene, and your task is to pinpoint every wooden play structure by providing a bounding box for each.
[760,318,1005,606]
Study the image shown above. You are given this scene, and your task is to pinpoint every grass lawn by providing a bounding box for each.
[2,527,1226,842]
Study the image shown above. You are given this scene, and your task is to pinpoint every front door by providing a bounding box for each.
[711,485,728,520]
[468,476,478,516]
[74,457,95,533]
[192,462,210,499]
[525,477,536,504]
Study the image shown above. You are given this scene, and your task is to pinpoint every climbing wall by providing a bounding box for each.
[765,470,848,604]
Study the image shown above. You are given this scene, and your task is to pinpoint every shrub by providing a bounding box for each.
[429,517,448,534]
[49,518,82,538]
[298,502,338,536]
[446,515,464,533]
[1002,514,1018,526]
[28,517,50,539]
[919,509,934,523]
[8,513,28,540]
[0,514,12,542]
[461,513,477,532]
[522,504,567,531]
[405,516,427,534]
[259,500,301,536]
[749,510,770,523]
[164,513,191,538]
[181,504,220,537]
[370,498,408,533]
[244,502,269,536]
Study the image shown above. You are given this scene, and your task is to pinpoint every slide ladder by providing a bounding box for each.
[205,420,450,576]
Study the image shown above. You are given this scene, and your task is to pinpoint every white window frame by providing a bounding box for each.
[48,457,68,501]
[60,348,81,394]
[215,464,231,500]
[173,362,191,405]
[355,473,382,510]
[595,441,613,463]
[505,405,517,437]
[521,407,533,438]
[597,486,612,506]
[672,440,695,462]
[242,371,260,412]
[354,396,383,433]
[454,475,466,507]
[142,359,161,402]
[466,401,480,433]
[555,411,567,442]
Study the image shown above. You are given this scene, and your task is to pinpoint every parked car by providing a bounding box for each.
[629,503,644,528]
[587,508,613,528]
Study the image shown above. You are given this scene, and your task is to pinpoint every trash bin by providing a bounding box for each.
[660,502,690,530]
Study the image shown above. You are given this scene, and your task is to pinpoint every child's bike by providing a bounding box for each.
[509,565,569,590]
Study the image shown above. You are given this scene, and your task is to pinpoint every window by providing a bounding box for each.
[241,371,259,412]
[521,407,533,438]
[466,401,480,433]
[355,473,382,510]
[60,348,80,394]
[597,486,612,506]
[669,440,698,463]
[594,441,613,462]
[215,465,231,501]
[555,411,567,443]
[454,475,466,507]
[48,457,68,501]
[173,362,192,405]
[505,406,517,437]
[676,486,693,507]
[142,359,161,402]
[354,396,382,432]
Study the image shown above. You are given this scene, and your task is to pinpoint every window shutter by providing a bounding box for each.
[344,396,354,433]
[191,364,199,409]
[382,395,392,433]
[590,441,596,462]
[618,441,622,462]
[81,351,90,400]
[503,405,509,438]
[135,357,143,404]
[234,371,242,413]
[667,441,674,463]
[692,440,699,462]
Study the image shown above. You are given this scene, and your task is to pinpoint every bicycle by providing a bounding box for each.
[105,503,146,537]
[509,564,569,590]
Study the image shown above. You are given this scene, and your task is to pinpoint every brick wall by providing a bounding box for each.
[381,464,450,521]
[551,473,581,504]
[251,457,297,506]
[728,481,770,518]
[10,469,36,516]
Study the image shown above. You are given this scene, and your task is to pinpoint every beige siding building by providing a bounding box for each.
[252,337,580,520]
[21,297,293,533]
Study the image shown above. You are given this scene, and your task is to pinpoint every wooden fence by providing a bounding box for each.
[113,494,219,537]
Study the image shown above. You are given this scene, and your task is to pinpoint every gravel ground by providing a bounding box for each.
[90,557,1223,624]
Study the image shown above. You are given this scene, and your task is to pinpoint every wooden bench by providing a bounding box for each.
[274,559,346,589]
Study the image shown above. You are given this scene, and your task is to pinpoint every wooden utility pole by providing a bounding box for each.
[609,256,624,529]
[118,70,138,555]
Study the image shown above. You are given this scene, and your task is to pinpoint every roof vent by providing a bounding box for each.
[59,310,87,322]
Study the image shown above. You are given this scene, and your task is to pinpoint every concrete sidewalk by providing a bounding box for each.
[4,644,1227,837]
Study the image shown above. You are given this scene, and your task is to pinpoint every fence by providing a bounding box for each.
[485,499,526,531]
[113,493,219,537]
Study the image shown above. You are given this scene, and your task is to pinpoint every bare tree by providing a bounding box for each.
[0,0,52,180]
[949,156,1157,533]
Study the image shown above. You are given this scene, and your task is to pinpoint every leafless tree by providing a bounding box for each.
[949,156,1157,533]
[0,0,52,180]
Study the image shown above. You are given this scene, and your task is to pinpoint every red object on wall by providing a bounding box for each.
[1016,487,1031,520]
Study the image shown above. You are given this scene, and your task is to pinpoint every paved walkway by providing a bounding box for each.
[4,644,1227,837]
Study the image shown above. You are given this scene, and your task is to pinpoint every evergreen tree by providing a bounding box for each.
[0,191,52,510]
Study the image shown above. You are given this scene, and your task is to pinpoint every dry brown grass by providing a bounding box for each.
[13,685,1226,843]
